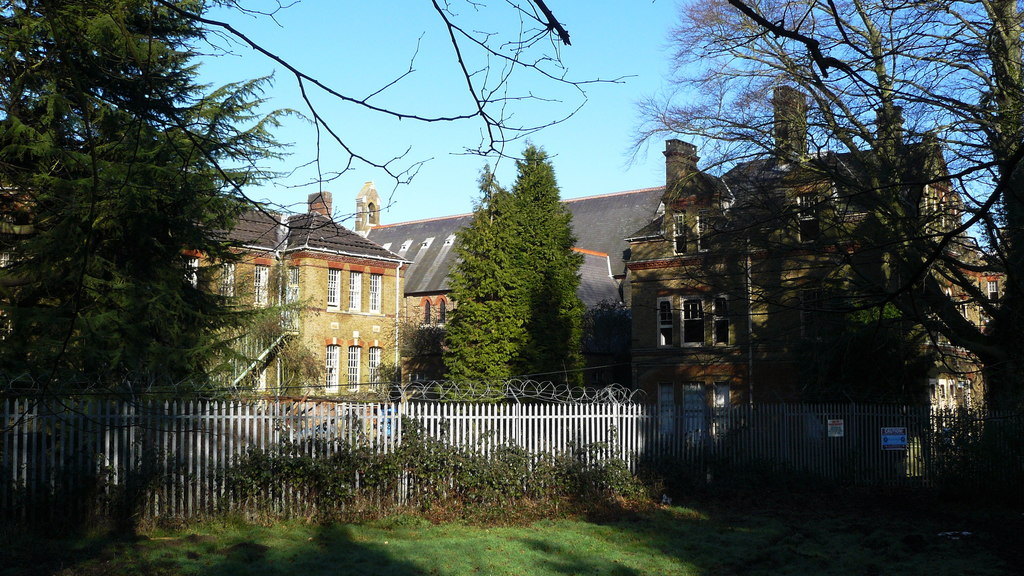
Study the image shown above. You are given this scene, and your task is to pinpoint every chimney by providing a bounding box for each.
[773,86,807,160]
[308,191,332,218]
[664,139,699,197]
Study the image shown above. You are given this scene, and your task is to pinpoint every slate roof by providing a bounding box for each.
[366,187,665,305]
[227,209,405,262]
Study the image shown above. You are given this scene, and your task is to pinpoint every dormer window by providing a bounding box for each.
[796,195,820,242]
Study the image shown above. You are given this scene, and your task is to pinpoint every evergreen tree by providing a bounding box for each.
[507,146,584,385]
[444,147,584,388]
[444,167,529,387]
[0,0,282,389]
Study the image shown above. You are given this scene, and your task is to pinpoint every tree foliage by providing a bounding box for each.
[640,0,1024,407]
[0,0,282,389]
[445,148,584,387]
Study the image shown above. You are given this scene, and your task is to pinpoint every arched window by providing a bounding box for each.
[368,202,379,226]
[423,301,432,325]
[438,299,447,324]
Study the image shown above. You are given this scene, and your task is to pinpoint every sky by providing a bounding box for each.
[198,1,683,226]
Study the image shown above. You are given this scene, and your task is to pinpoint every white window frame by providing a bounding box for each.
[254,264,269,307]
[657,298,674,347]
[347,345,361,392]
[369,273,382,313]
[327,268,341,309]
[697,210,710,252]
[796,194,820,242]
[219,263,235,297]
[186,257,199,288]
[987,280,999,301]
[681,298,704,346]
[0,252,10,268]
[325,345,340,393]
[368,346,382,388]
[673,213,687,254]
[713,296,729,345]
[349,271,362,311]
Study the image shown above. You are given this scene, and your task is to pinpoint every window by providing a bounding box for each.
[987,280,999,301]
[325,345,340,393]
[796,195,820,242]
[284,267,300,330]
[697,210,711,251]
[185,257,199,288]
[219,263,235,297]
[682,298,704,345]
[658,383,675,436]
[349,271,362,310]
[286,267,300,302]
[714,382,731,408]
[713,296,729,345]
[673,213,687,254]
[657,298,674,346]
[327,268,341,309]
[0,252,10,268]
[347,345,361,392]
[368,346,382,388]
[254,264,269,307]
[438,299,447,324]
[423,301,432,325]
[369,273,382,313]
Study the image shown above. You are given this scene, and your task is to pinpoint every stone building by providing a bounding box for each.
[222,191,409,397]
[358,181,663,386]
[626,88,987,409]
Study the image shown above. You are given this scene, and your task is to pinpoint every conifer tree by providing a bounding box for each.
[0,0,282,389]
[507,146,584,385]
[444,167,529,386]
[444,147,584,388]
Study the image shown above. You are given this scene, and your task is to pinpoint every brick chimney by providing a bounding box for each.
[308,191,332,217]
[664,139,699,197]
[773,86,807,160]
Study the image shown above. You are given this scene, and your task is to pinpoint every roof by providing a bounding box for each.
[227,209,405,263]
[366,187,665,305]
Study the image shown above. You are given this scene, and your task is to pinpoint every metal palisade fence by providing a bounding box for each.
[1,397,1021,519]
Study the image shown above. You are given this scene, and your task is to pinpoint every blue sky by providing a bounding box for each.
[199,1,682,225]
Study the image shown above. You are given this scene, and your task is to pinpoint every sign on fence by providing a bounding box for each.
[880,427,908,451]
[827,419,844,438]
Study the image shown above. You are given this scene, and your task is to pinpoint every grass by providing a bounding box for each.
[1,493,1019,576]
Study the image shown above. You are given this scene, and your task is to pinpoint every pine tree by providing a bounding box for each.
[0,0,282,389]
[444,147,584,388]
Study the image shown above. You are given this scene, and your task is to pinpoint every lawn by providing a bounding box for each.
[2,494,1018,576]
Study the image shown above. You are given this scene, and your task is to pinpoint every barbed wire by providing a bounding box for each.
[391,379,645,404]
[0,373,645,405]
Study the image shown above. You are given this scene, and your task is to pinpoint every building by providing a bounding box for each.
[221,191,409,397]
[627,88,987,409]
[358,182,664,385]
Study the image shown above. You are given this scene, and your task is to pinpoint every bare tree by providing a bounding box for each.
[163,0,607,208]
[638,0,1024,407]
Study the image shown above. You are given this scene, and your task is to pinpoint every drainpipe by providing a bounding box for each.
[746,241,754,405]
[394,262,403,376]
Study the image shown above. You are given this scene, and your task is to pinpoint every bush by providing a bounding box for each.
[220,418,650,522]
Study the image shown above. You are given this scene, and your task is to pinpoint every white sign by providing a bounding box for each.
[828,419,844,438]
[881,427,908,451]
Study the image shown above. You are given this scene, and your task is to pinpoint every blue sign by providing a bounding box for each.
[881,427,908,451]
